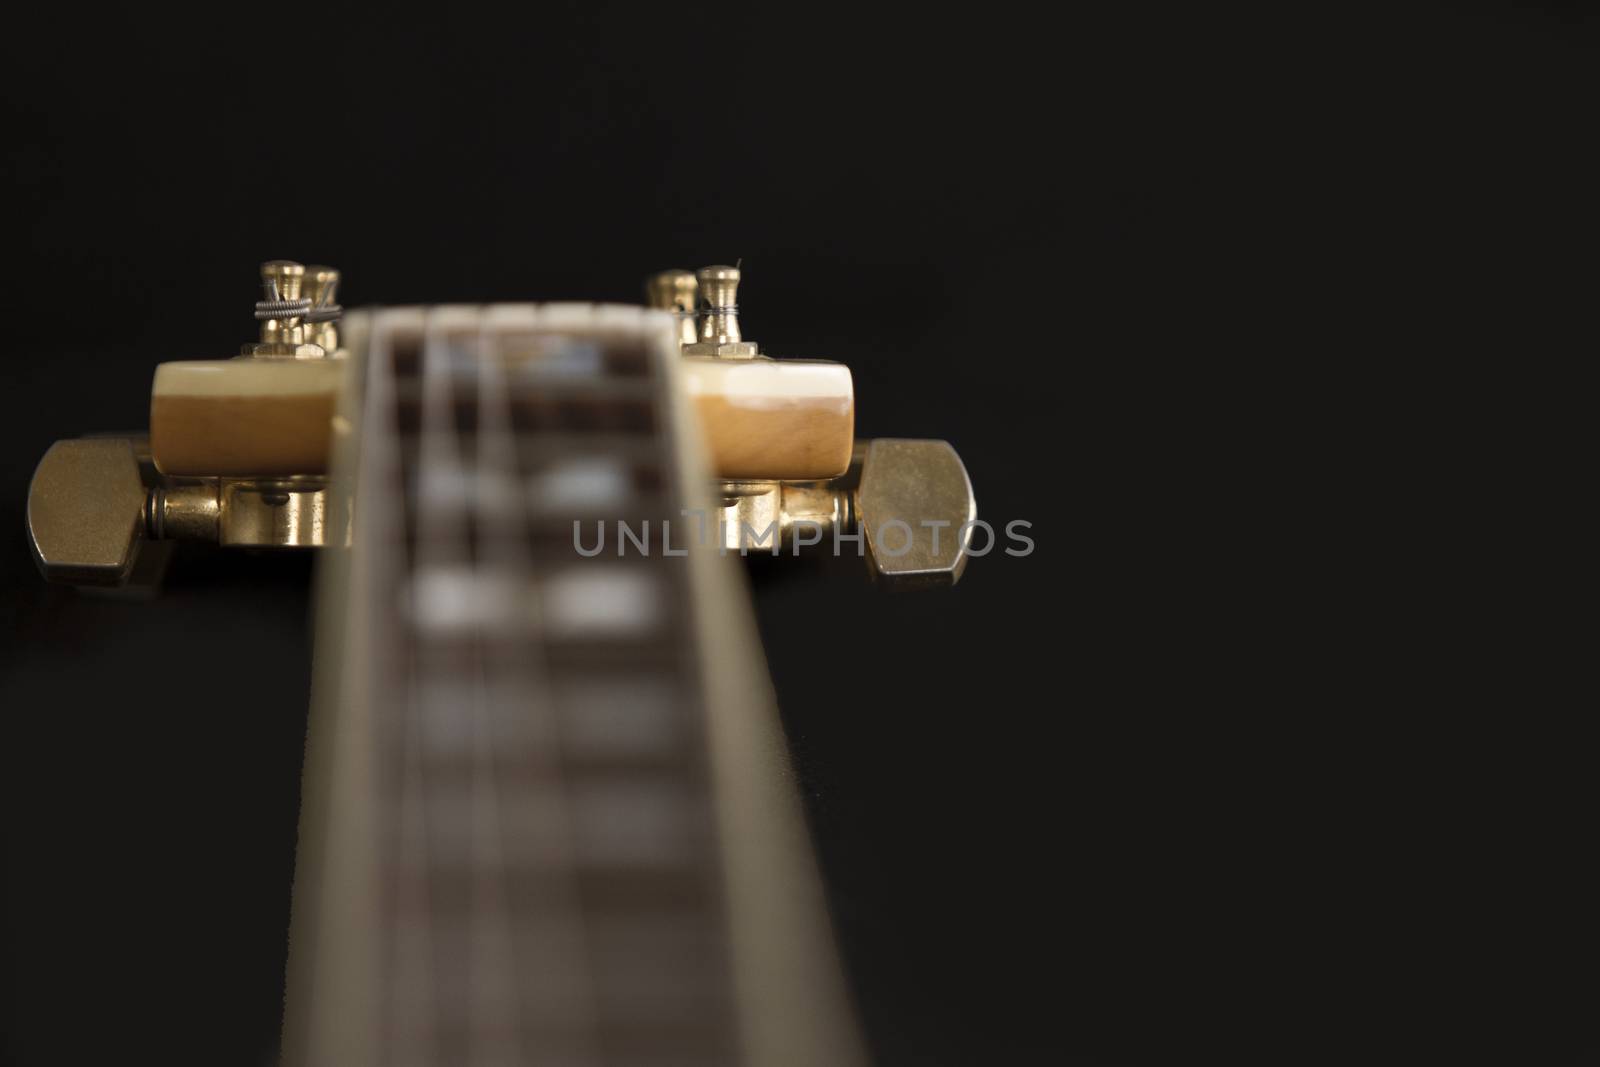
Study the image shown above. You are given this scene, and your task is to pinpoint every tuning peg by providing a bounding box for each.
[854,439,976,588]
[27,431,336,586]
[714,438,976,589]
[27,437,152,585]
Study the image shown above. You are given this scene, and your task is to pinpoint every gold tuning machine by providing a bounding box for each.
[27,435,333,586]
[646,264,978,588]
[28,260,343,586]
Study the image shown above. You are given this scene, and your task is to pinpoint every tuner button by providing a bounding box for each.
[27,437,150,585]
[855,439,977,589]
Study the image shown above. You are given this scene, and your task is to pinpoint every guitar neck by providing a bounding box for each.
[282,304,864,1067]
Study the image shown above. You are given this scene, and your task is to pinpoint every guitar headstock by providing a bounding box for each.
[27,260,976,589]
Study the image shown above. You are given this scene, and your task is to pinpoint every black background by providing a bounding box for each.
[2,5,1593,1065]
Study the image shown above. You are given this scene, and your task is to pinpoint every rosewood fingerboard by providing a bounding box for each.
[282,305,865,1067]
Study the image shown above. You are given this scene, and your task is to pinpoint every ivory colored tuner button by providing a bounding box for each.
[150,359,345,476]
[682,356,855,481]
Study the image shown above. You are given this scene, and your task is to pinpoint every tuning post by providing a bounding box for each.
[646,269,700,346]
[245,259,332,359]
[302,265,344,353]
[26,435,336,586]
[684,264,759,357]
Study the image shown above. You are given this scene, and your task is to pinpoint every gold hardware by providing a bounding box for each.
[245,259,330,359]
[662,262,978,588]
[714,440,975,588]
[152,481,220,541]
[684,264,759,357]
[219,479,330,547]
[27,259,349,585]
[853,439,975,588]
[27,437,151,585]
[26,258,976,589]
[304,265,342,354]
[150,479,329,547]
[26,433,337,586]
[646,269,700,346]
